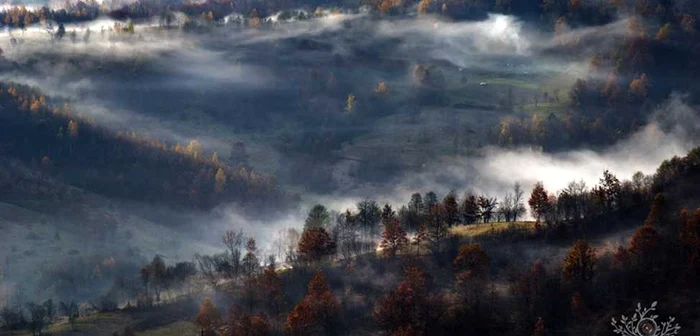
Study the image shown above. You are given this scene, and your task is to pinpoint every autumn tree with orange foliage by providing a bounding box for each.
[453,244,489,306]
[215,168,227,194]
[249,9,261,28]
[532,317,547,336]
[656,23,672,41]
[562,240,596,288]
[374,266,444,335]
[375,81,390,96]
[680,208,700,251]
[529,182,550,224]
[680,14,696,34]
[379,218,409,258]
[454,244,489,277]
[679,208,700,283]
[643,193,665,227]
[67,119,79,157]
[629,224,659,266]
[287,270,341,335]
[628,73,650,102]
[298,227,336,263]
[195,298,221,336]
[185,139,203,159]
[625,223,665,294]
[376,0,405,15]
[570,292,590,322]
[511,260,548,320]
[258,267,284,315]
[626,16,646,38]
[568,0,582,11]
[601,73,622,106]
[229,309,270,336]
[417,0,431,14]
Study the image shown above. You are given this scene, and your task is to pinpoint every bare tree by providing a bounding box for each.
[194,254,219,287]
[356,199,381,252]
[427,204,449,254]
[150,256,167,302]
[478,197,498,223]
[283,228,301,266]
[271,229,287,263]
[241,238,259,277]
[59,301,79,330]
[222,230,244,277]
[513,182,526,221]
[498,194,514,222]
[337,210,360,260]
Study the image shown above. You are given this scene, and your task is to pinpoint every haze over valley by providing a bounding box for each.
[0,0,699,335]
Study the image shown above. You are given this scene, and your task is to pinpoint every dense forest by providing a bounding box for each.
[0,83,291,212]
[0,0,698,335]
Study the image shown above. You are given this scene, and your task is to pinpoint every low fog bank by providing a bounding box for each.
[0,11,693,238]
[0,12,622,159]
[1,9,698,309]
[0,177,224,306]
[0,95,694,313]
[308,94,700,214]
[200,95,699,259]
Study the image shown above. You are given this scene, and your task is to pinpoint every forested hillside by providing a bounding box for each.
[0,0,699,335]
[0,83,291,212]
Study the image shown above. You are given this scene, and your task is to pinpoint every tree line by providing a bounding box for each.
[4,147,699,335]
[183,150,698,335]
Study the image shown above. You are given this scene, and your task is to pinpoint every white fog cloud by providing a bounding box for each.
[387,94,699,200]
